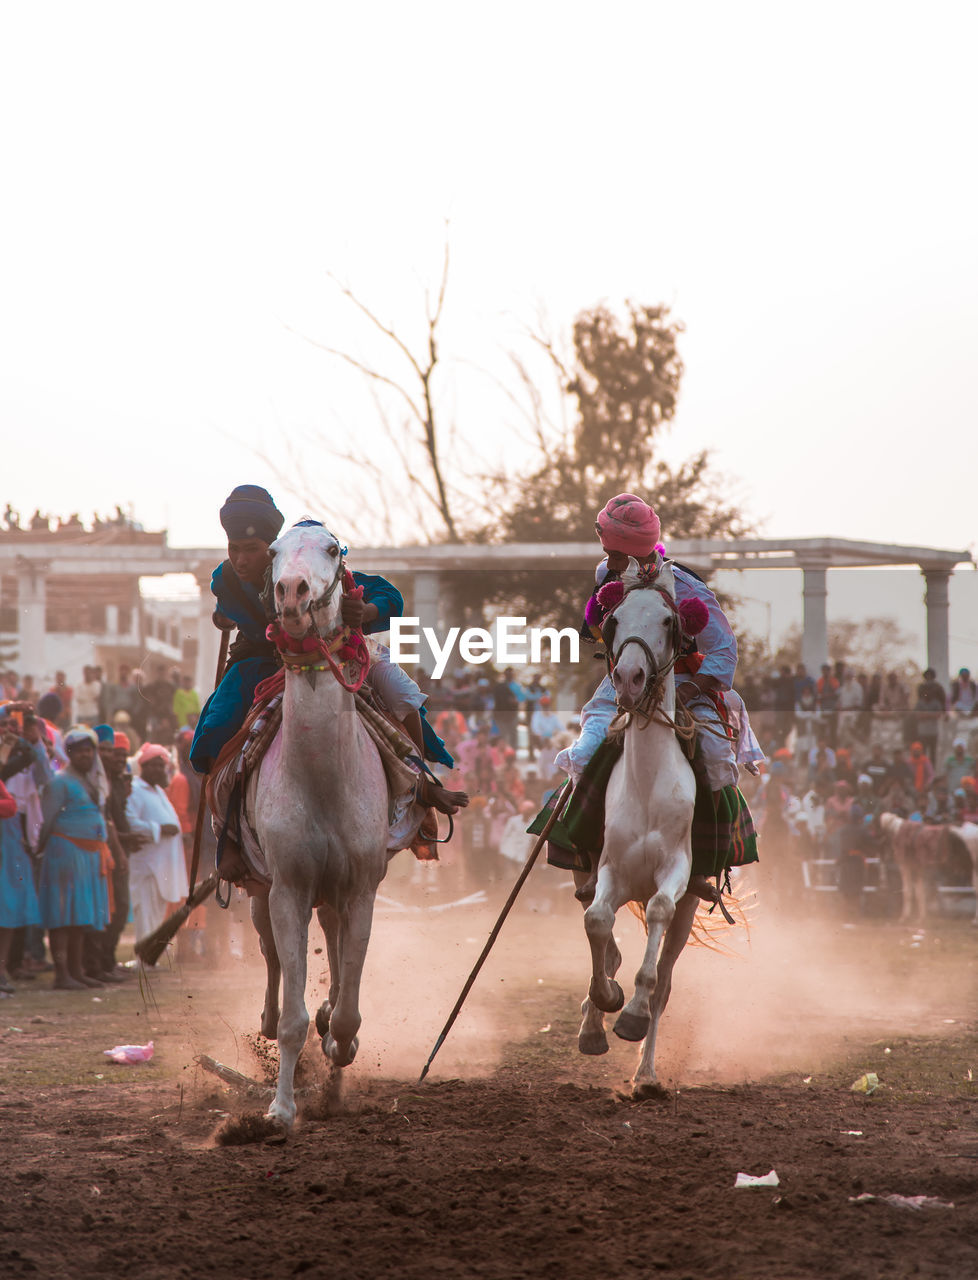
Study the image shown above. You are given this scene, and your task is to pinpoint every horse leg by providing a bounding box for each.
[897,857,912,923]
[583,868,625,1014]
[613,889,677,1042]
[632,892,698,1097]
[578,936,621,1056]
[322,891,375,1068]
[314,903,341,1040]
[264,886,312,1132]
[251,895,281,1040]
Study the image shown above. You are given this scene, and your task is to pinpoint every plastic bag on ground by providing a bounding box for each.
[104,1041,154,1064]
[735,1169,780,1189]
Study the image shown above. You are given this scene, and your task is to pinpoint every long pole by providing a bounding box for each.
[186,628,230,897]
[418,778,572,1083]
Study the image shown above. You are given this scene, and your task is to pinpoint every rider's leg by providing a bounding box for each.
[369,654,468,815]
[555,675,618,784]
[681,689,741,901]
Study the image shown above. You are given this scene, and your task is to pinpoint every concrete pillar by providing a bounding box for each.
[193,569,222,700]
[921,567,951,688]
[800,562,828,674]
[16,557,48,680]
[412,569,441,676]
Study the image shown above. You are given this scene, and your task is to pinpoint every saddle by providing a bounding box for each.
[205,674,436,888]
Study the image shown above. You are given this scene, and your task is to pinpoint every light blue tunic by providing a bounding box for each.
[36,772,109,930]
[0,816,41,929]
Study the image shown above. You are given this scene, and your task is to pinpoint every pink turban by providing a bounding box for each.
[595,493,661,556]
[136,743,171,766]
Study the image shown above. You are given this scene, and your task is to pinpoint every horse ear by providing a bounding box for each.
[620,556,643,591]
[657,560,676,598]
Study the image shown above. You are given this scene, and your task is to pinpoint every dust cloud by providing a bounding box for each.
[159,854,978,1095]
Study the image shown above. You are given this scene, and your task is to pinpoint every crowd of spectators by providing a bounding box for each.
[0,660,214,996]
[749,661,978,910]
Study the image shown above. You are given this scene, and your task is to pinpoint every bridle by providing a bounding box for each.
[268,538,370,694]
[604,584,685,726]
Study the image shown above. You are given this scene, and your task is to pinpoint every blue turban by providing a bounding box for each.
[93,723,115,744]
[219,485,284,543]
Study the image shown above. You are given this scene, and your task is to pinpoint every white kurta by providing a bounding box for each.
[125,777,190,942]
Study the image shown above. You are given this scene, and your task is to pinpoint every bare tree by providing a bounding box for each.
[278,243,461,543]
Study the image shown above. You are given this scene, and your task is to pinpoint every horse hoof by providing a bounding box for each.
[314,1002,331,1038]
[588,979,625,1014]
[578,1030,609,1056]
[613,1010,651,1042]
[260,1011,279,1040]
[322,1034,359,1068]
[632,1080,669,1102]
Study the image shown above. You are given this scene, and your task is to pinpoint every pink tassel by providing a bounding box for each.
[678,597,710,635]
[596,580,625,611]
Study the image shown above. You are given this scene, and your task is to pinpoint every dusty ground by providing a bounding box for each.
[1,862,976,1279]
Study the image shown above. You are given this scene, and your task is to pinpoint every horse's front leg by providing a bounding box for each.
[322,890,376,1068]
[632,891,698,1097]
[264,885,313,1132]
[583,865,625,1014]
[615,854,689,1042]
[314,903,341,1040]
[251,894,280,1040]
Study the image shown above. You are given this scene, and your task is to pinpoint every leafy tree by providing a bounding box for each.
[450,303,751,679]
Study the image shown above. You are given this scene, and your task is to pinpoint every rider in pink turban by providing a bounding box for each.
[594,494,661,558]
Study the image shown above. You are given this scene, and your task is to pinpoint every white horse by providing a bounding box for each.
[249,522,390,1130]
[577,558,701,1097]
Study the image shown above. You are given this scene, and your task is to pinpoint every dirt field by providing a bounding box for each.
[1,863,976,1279]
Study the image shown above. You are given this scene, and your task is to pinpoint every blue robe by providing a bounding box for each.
[36,772,109,930]
[190,563,408,774]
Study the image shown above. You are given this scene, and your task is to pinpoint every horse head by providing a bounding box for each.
[608,558,679,712]
[269,520,346,641]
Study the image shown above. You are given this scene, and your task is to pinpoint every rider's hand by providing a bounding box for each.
[160,823,180,837]
[212,610,236,632]
[341,594,365,628]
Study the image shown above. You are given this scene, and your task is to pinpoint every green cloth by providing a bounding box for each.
[528,738,758,880]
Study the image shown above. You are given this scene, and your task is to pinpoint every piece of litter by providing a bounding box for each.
[537,978,543,984]
[841,1130,864,1137]
[622,1122,632,1131]
[735,1170,780,1189]
[967,1069,973,1082]
[851,1073,879,1095]
[944,1019,956,1025]
[538,1024,551,1033]
[90,1186,101,1198]
[850,1193,954,1211]
[92,997,103,1003]
[7,1027,23,1033]
[802,1076,812,1084]
[103,1041,154,1064]
[94,1074,104,1080]
[884,1047,892,1055]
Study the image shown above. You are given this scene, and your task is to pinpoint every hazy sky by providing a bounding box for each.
[2,2,976,560]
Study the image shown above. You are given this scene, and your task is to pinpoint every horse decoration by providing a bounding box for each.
[236,522,429,1130]
[570,557,747,1097]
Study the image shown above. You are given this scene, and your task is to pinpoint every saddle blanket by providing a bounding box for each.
[205,671,432,886]
[527,739,758,882]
